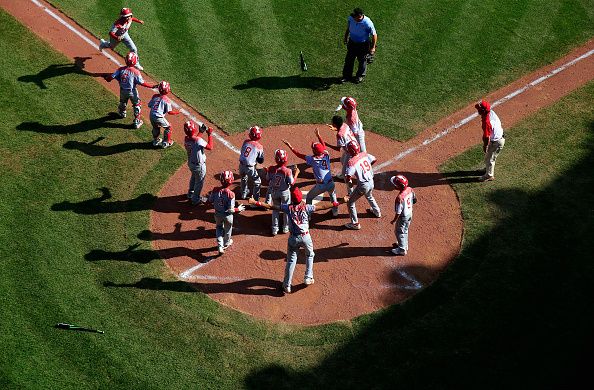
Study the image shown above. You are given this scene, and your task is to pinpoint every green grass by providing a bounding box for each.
[49,0,594,138]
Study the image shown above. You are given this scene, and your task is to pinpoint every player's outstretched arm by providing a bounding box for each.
[314,196,349,211]
[248,197,280,211]
[227,204,246,214]
[283,140,306,160]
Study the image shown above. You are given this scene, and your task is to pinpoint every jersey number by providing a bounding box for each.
[243,146,252,157]
[360,159,371,173]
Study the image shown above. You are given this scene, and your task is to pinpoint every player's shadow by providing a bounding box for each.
[233,75,342,91]
[260,242,392,263]
[16,113,131,135]
[63,137,156,156]
[85,243,218,263]
[17,56,108,89]
[104,277,284,297]
[374,169,483,191]
[137,223,211,241]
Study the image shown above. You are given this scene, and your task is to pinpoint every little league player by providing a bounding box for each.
[104,52,156,128]
[266,149,297,236]
[183,120,214,205]
[390,174,416,255]
[250,187,347,294]
[475,99,505,182]
[344,140,381,230]
[208,171,245,255]
[325,115,357,194]
[99,8,145,70]
[335,96,366,152]
[239,126,265,200]
[148,81,180,148]
[283,128,339,216]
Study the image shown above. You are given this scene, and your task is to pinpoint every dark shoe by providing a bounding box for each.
[354,76,364,84]
[339,77,349,84]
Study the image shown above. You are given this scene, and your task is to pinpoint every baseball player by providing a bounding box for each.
[183,120,214,205]
[335,96,366,152]
[390,174,416,255]
[475,99,505,182]
[250,186,347,294]
[208,171,246,255]
[99,8,145,71]
[266,149,297,235]
[239,126,265,200]
[148,81,180,148]
[344,140,381,230]
[325,115,357,193]
[104,52,156,128]
[283,128,339,217]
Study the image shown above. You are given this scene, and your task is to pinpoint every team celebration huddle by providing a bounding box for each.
[98,7,504,295]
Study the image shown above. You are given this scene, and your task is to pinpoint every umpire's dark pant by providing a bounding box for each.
[342,39,370,79]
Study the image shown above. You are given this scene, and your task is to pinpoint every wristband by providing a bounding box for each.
[332,201,339,207]
[234,207,239,213]
[255,201,262,207]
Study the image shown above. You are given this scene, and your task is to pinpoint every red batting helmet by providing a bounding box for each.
[290,186,303,204]
[183,121,197,137]
[346,140,360,157]
[341,96,357,110]
[390,174,408,190]
[475,99,491,113]
[158,81,171,95]
[311,142,326,156]
[220,170,234,186]
[120,8,133,17]
[125,52,138,67]
[274,149,288,164]
[248,126,262,141]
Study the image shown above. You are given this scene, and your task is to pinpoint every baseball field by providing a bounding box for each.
[1,0,593,388]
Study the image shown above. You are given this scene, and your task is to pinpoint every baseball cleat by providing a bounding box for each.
[133,119,143,129]
[282,284,291,294]
[344,222,361,230]
[118,111,127,119]
[304,277,315,285]
[98,39,108,51]
[161,140,174,149]
[391,248,407,256]
[271,230,278,236]
[282,227,289,234]
[152,138,162,147]
[354,76,364,84]
[218,247,225,255]
[479,175,495,182]
[223,239,233,249]
[187,192,194,200]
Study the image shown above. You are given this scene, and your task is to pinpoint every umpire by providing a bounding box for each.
[341,8,377,84]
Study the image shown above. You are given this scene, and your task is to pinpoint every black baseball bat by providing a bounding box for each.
[300,51,308,71]
[55,322,105,334]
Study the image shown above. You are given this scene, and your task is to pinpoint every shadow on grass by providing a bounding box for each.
[243,124,594,389]
[374,169,484,191]
[63,137,156,156]
[16,113,131,135]
[86,243,217,263]
[233,75,341,91]
[104,277,284,297]
[17,56,108,89]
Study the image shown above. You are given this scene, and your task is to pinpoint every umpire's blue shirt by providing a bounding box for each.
[348,15,376,43]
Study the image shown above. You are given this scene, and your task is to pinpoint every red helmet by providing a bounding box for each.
[120,8,133,17]
[125,51,138,67]
[346,140,360,157]
[341,96,357,110]
[274,149,288,164]
[183,121,197,137]
[220,170,234,186]
[248,126,262,141]
[158,81,171,95]
[290,186,303,204]
[475,99,491,113]
[390,174,408,190]
[311,142,326,156]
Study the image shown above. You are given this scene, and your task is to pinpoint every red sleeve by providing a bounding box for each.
[291,149,306,160]
[482,115,492,141]
[109,31,118,40]
[132,17,141,23]
[140,82,153,88]
[205,135,213,151]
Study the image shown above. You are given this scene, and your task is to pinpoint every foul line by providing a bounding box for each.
[29,0,240,154]
[375,47,594,172]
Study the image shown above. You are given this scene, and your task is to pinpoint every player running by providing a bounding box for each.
[104,52,156,128]
[344,140,381,230]
[148,81,180,148]
[98,8,146,71]
[283,128,339,216]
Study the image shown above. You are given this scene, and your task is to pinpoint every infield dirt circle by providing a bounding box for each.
[4,0,593,325]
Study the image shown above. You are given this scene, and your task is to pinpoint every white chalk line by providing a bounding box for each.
[30,0,240,155]
[180,274,243,282]
[375,47,594,173]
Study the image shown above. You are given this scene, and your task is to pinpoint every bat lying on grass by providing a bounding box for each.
[55,322,105,334]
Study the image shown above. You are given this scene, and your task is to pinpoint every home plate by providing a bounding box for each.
[301,190,324,204]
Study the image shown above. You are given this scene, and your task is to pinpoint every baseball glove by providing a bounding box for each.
[198,123,208,133]
[365,53,375,64]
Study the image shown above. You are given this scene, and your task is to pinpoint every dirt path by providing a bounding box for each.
[4,0,593,325]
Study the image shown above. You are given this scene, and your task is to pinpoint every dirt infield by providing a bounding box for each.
[4,0,593,325]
